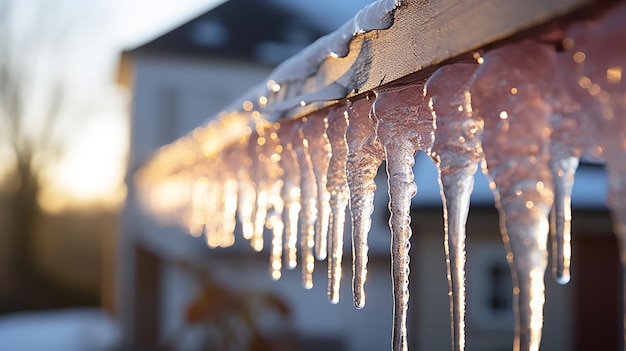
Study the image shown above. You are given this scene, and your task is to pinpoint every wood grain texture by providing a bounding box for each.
[268,0,598,120]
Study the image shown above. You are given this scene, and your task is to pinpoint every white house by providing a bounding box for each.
[118,0,621,350]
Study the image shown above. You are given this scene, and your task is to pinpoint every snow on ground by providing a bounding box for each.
[0,308,120,351]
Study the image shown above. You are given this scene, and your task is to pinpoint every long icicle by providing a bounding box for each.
[548,156,577,284]
[250,126,268,252]
[470,41,556,351]
[294,117,318,289]
[548,15,617,285]
[302,111,332,261]
[345,95,385,309]
[277,120,302,270]
[238,134,257,243]
[548,47,590,284]
[256,122,286,280]
[325,105,350,304]
[218,145,239,247]
[373,82,435,351]
[425,63,480,351]
[203,165,222,247]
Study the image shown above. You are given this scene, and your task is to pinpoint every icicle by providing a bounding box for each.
[302,111,332,261]
[219,146,239,247]
[211,165,233,245]
[547,107,580,287]
[325,105,350,304]
[277,120,302,270]
[554,21,606,164]
[546,20,608,284]
[187,165,211,238]
[203,166,222,248]
[261,124,286,280]
[249,122,287,277]
[425,63,480,351]
[234,135,257,243]
[221,178,238,247]
[373,82,435,351]
[562,5,626,344]
[345,96,385,309]
[250,128,268,252]
[470,41,556,351]
[595,9,626,348]
[251,189,268,250]
[293,117,319,289]
[548,156,576,284]
[168,172,189,232]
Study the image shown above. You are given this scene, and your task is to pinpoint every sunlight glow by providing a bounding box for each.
[39,113,128,213]
[0,0,228,213]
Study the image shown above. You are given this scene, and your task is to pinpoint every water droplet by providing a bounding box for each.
[578,76,592,89]
[606,67,622,84]
[562,37,574,50]
[243,100,254,111]
[267,79,281,92]
[573,51,586,64]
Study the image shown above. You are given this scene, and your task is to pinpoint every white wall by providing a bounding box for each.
[129,55,273,169]
[120,54,274,345]
[411,224,574,351]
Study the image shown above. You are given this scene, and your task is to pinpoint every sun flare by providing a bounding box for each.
[39,115,128,213]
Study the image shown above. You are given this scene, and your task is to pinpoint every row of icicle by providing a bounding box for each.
[140,3,626,351]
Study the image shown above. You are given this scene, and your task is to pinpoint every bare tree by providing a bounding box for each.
[0,0,108,309]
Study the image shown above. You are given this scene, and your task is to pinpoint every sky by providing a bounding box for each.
[2,0,376,213]
[110,0,226,50]
[1,0,225,213]
[54,0,225,211]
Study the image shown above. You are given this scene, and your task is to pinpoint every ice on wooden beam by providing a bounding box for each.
[265,0,399,83]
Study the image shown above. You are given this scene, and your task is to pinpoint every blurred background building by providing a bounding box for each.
[0,0,621,350]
